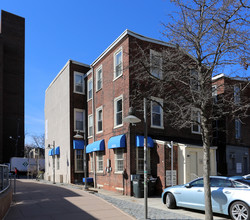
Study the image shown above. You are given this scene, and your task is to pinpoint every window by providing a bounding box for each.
[212,85,217,103]
[115,148,124,173]
[75,150,83,172]
[96,66,102,91]
[88,115,93,137]
[96,107,103,133]
[191,109,201,134]
[235,118,241,139]
[87,78,93,100]
[57,155,60,170]
[150,49,162,79]
[151,97,164,129]
[74,72,85,94]
[96,151,103,172]
[136,148,151,174]
[90,152,94,172]
[74,109,85,132]
[114,95,123,128]
[190,69,200,91]
[114,48,123,79]
[234,85,240,104]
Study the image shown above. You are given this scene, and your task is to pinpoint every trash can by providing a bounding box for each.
[133,179,144,198]
[148,177,157,197]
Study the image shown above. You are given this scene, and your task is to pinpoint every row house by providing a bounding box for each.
[45,30,218,195]
[212,74,250,176]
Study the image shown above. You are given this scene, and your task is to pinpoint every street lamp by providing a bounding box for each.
[167,141,174,186]
[74,131,87,190]
[47,141,55,184]
[124,98,149,219]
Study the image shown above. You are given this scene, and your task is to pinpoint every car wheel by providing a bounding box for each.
[166,193,176,209]
[230,201,250,220]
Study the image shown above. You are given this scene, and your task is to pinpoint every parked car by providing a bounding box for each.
[162,176,250,220]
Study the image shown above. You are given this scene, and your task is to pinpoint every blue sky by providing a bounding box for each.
[1,0,174,144]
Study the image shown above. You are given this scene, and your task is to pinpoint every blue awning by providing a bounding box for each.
[48,149,54,156]
[73,140,85,150]
[136,135,154,148]
[108,134,126,149]
[86,139,105,153]
[55,146,60,155]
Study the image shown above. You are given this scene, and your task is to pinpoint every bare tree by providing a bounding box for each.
[32,134,45,149]
[129,1,250,219]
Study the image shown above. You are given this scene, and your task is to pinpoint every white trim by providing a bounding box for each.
[74,71,85,94]
[150,97,164,129]
[91,29,175,66]
[87,77,93,101]
[74,108,85,132]
[88,114,93,138]
[113,47,123,80]
[115,148,124,173]
[150,49,163,79]
[114,95,123,128]
[96,65,103,92]
[191,108,201,134]
[96,106,103,134]
[212,73,225,81]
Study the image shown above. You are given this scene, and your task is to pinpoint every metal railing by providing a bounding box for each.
[0,164,10,194]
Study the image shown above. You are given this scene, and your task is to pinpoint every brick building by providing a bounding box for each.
[0,10,25,163]
[212,74,250,176]
[44,30,218,195]
[45,60,90,183]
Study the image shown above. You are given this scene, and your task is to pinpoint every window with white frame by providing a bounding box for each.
[136,147,151,174]
[114,95,123,128]
[57,155,60,170]
[75,150,83,172]
[87,78,93,100]
[96,106,103,133]
[115,148,124,173]
[114,48,123,79]
[191,109,201,134]
[96,151,103,172]
[96,66,102,91]
[234,85,240,104]
[235,118,241,139]
[88,114,93,137]
[151,97,164,128]
[190,69,200,91]
[74,109,85,132]
[150,49,162,79]
[74,72,85,94]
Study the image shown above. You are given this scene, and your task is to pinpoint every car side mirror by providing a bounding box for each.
[185,183,192,188]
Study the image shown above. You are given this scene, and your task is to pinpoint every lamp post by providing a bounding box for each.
[47,141,55,184]
[167,141,174,186]
[74,131,87,190]
[124,98,149,219]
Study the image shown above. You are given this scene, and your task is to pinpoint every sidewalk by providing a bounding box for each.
[4,179,134,220]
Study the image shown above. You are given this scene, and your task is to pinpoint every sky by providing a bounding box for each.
[1,0,174,144]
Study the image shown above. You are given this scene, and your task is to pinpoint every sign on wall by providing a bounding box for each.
[166,170,177,186]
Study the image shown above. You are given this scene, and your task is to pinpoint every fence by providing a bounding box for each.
[0,164,10,194]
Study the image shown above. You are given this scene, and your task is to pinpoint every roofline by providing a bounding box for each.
[212,73,225,81]
[46,59,90,92]
[91,29,176,66]
[212,73,249,82]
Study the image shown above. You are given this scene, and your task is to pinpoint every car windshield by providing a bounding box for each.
[233,179,250,188]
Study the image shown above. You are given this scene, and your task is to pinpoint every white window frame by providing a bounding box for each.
[87,78,93,101]
[74,109,85,132]
[136,147,151,174]
[96,65,103,92]
[115,148,124,173]
[96,151,103,173]
[151,97,164,129]
[212,85,217,103]
[74,71,85,94]
[75,149,83,173]
[190,69,200,91]
[114,47,123,80]
[89,152,94,172]
[114,95,123,128]
[96,106,103,134]
[234,85,240,104]
[150,49,162,79]
[191,108,201,134]
[88,114,93,138]
[235,118,241,139]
